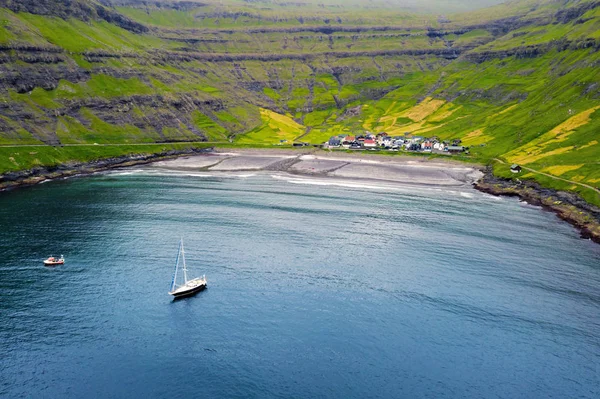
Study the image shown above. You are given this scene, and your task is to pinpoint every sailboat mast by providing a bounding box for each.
[170,240,181,291]
[181,238,188,283]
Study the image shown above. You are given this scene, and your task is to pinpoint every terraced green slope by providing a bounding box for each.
[0,0,598,204]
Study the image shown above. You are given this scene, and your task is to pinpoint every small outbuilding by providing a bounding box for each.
[447,145,465,153]
[510,164,522,173]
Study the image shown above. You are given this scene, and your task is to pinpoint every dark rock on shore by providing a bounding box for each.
[474,167,600,244]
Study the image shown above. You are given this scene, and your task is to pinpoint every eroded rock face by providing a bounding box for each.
[464,39,600,63]
[0,0,148,32]
[555,1,600,24]
[0,64,90,93]
[0,94,227,144]
[99,0,208,11]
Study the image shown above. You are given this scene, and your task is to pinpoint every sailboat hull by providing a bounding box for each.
[169,277,207,299]
[170,284,206,299]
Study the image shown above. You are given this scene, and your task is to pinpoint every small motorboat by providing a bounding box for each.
[44,255,64,266]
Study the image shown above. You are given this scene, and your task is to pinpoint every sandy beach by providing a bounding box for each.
[152,149,483,187]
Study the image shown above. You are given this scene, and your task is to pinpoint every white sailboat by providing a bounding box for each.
[169,239,207,298]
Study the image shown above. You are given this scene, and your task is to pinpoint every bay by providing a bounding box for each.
[1,170,599,398]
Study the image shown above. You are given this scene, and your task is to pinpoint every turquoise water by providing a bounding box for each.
[1,170,599,398]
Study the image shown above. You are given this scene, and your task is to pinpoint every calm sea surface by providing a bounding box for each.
[1,169,599,398]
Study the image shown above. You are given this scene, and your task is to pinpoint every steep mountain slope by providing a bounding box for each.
[0,0,598,205]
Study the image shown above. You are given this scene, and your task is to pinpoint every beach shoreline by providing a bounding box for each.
[152,149,600,244]
[1,147,598,244]
[152,148,484,187]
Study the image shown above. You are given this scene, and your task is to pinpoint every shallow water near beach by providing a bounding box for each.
[1,169,599,398]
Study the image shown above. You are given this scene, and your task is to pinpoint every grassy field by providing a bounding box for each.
[236,109,306,144]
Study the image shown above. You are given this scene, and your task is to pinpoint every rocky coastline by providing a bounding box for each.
[474,167,600,244]
[0,147,213,191]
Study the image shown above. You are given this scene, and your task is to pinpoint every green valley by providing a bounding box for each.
[0,0,598,205]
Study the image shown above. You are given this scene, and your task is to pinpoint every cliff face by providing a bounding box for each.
[0,0,477,145]
[0,0,148,32]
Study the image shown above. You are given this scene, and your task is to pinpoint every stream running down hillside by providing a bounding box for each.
[1,170,599,398]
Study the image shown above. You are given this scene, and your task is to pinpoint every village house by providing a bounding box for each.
[342,136,356,148]
[327,133,467,155]
[510,164,522,173]
[364,138,377,148]
[382,136,393,148]
[376,133,388,146]
[328,136,341,147]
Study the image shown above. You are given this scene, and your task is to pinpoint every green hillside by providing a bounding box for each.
[0,0,598,204]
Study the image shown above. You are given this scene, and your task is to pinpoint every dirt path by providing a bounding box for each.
[494,158,600,196]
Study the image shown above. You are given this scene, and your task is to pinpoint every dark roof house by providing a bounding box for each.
[329,137,342,146]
